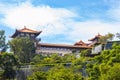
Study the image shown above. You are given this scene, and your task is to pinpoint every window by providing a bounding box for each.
[20,33,24,36]
[31,34,35,37]
[26,33,29,36]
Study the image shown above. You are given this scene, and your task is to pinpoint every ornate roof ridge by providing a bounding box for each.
[74,40,88,46]
[17,26,42,33]
[88,33,102,41]
[38,43,92,48]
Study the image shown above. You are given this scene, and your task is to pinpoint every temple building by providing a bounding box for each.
[88,33,102,47]
[12,27,103,56]
[74,40,88,46]
[88,33,102,42]
[36,42,91,56]
[11,26,42,42]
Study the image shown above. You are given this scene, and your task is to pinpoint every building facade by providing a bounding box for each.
[36,43,91,56]
[12,27,106,56]
[11,26,42,41]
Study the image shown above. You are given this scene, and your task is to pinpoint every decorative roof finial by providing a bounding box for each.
[97,33,101,36]
[24,26,26,28]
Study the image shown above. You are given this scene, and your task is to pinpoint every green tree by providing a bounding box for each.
[106,63,120,80]
[0,30,7,52]
[50,54,62,63]
[27,71,47,80]
[28,65,84,80]
[9,37,36,63]
[42,57,53,64]
[80,49,91,57]
[86,43,120,80]
[32,54,44,64]
[41,54,63,64]
[0,52,19,79]
[62,54,76,63]
[47,65,83,80]
[99,33,114,44]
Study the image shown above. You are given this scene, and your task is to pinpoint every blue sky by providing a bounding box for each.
[0,0,120,44]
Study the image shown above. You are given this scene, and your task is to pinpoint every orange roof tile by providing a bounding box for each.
[74,40,88,46]
[38,43,92,49]
[88,33,102,41]
[17,26,42,33]
[11,26,42,38]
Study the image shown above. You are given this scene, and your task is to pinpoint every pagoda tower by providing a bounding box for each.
[88,33,102,43]
[88,33,102,46]
[11,26,42,43]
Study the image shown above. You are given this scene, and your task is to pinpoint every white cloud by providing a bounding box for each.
[106,0,120,21]
[0,3,15,14]
[108,8,120,21]
[67,20,119,42]
[1,1,120,44]
[2,2,76,36]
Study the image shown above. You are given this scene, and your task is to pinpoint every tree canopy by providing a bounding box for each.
[0,30,7,52]
[0,52,19,79]
[99,33,114,44]
[86,43,120,80]
[28,65,84,80]
[9,37,36,63]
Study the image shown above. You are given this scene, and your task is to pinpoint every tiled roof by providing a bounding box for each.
[17,26,42,33]
[88,33,102,41]
[11,26,42,38]
[74,40,88,46]
[38,43,92,49]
